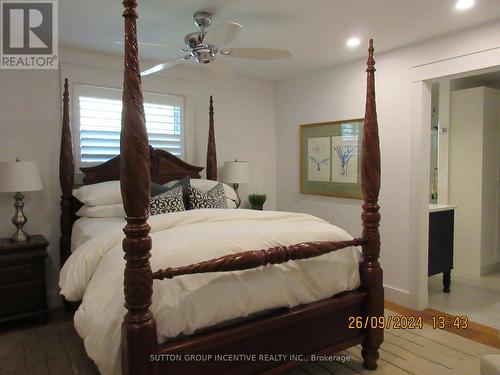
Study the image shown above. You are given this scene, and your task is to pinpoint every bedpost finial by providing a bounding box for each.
[207,95,217,180]
[367,39,375,73]
[122,0,138,17]
[63,78,69,100]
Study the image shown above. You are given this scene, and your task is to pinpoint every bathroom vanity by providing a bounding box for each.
[428,204,456,293]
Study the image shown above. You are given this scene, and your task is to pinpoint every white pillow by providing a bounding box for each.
[225,198,237,209]
[76,203,125,218]
[166,178,237,208]
[73,180,122,206]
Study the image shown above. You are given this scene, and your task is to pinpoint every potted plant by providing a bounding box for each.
[248,194,266,210]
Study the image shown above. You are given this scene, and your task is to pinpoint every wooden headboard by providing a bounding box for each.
[80,147,203,185]
[59,81,218,265]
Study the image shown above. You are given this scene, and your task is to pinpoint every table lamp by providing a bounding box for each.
[0,159,43,242]
[222,160,250,208]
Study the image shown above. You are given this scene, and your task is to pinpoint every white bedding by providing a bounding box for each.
[60,209,362,375]
[71,217,124,251]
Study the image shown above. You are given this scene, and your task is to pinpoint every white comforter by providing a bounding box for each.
[59,209,362,375]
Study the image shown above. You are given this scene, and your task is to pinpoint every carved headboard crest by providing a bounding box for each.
[80,146,203,185]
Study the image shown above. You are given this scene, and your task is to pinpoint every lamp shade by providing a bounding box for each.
[0,161,43,193]
[222,160,250,184]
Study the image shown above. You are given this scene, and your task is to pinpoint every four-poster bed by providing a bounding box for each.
[58,1,383,374]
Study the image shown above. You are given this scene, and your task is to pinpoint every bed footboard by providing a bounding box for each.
[156,291,367,375]
[118,0,383,373]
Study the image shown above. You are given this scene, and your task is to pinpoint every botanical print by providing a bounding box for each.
[331,135,358,183]
[300,119,363,199]
[307,137,330,181]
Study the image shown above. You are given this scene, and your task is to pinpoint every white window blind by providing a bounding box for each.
[74,85,184,166]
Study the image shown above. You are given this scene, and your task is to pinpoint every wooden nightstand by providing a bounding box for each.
[0,235,49,324]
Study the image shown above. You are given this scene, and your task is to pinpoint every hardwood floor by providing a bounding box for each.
[1,302,499,375]
[0,310,99,375]
[385,300,500,350]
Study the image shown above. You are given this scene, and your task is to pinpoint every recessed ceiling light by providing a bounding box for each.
[346,37,361,48]
[455,0,474,10]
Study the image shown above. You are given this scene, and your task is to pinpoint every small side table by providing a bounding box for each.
[0,235,49,324]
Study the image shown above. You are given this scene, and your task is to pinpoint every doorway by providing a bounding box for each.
[427,70,500,329]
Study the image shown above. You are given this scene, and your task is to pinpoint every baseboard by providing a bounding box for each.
[383,284,412,307]
[480,262,500,276]
[47,290,63,309]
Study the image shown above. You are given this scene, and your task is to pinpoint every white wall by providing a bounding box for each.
[449,87,500,276]
[481,87,500,274]
[276,21,500,306]
[449,87,485,275]
[0,48,277,307]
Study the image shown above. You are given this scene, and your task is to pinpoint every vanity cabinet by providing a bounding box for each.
[428,207,455,293]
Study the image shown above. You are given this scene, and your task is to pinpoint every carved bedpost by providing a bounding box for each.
[59,78,73,267]
[206,95,217,180]
[360,39,383,370]
[120,1,157,375]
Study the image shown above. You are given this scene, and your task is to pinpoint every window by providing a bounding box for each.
[74,85,184,166]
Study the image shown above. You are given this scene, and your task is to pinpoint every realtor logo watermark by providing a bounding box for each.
[1,0,58,69]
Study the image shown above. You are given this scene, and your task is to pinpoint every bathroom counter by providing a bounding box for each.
[429,204,457,213]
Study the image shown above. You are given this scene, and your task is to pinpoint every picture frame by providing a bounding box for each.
[300,118,364,199]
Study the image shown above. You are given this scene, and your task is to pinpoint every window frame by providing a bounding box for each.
[72,84,186,169]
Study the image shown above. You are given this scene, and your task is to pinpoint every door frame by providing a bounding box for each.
[410,46,500,310]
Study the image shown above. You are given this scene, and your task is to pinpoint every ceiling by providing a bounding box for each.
[59,0,500,81]
[451,69,500,89]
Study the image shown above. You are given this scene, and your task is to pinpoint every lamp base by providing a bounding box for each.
[10,229,30,243]
[232,183,241,208]
[10,192,30,243]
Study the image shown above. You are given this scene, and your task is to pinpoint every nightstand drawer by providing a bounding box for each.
[0,264,43,285]
[0,281,45,317]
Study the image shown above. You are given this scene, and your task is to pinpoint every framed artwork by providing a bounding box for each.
[300,118,364,199]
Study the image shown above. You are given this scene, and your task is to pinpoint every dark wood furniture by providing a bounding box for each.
[428,209,455,293]
[0,235,48,324]
[58,2,383,374]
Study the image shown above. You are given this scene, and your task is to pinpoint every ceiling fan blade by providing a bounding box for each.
[220,48,293,60]
[114,41,171,48]
[206,59,234,77]
[202,22,242,47]
[141,58,186,76]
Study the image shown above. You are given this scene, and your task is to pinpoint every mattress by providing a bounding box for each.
[60,209,362,375]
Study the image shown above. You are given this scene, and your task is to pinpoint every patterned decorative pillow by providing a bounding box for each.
[152,176,191,209]
[188,183,228,209]
[149,186,186,216]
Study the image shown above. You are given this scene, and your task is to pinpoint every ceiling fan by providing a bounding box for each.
[140,11,293,77]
